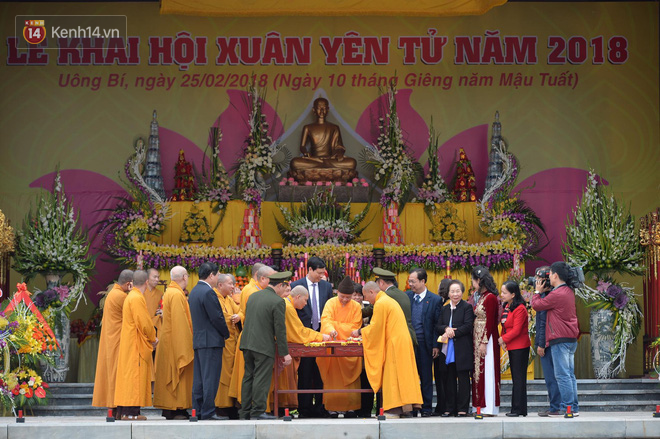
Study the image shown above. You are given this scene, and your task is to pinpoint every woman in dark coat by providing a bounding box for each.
[436,279,475,416]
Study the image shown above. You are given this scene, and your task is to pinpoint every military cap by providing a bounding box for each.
[372,267,397,280]
[268,271,293,281]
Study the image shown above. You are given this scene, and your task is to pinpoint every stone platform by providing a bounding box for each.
[2,413,659,439]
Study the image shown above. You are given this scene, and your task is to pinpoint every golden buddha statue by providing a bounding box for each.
[288,98,358,182]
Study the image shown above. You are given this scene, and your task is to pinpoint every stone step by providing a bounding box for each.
[29,405,163,417]
[498,389,660,402]
[47,383,95,395]
[500,379,659,391]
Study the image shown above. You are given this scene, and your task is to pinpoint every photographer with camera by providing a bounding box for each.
[529,267,562,416]
[531,261,581,417]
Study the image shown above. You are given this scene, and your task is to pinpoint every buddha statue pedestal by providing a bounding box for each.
[288,168,358,184]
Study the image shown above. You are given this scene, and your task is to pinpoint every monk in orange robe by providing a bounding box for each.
[153,266,193,420]
[317,276,363,416]
[215,273,242,419]
[144,268,164,335]
[228,265,274,403]
[92,270,133,414]
[360,281,422,418]
[114,270,158,420]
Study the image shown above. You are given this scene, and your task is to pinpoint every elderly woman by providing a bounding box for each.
[436,280,475,417]
[498,281,531,417]
[470,265,500,416]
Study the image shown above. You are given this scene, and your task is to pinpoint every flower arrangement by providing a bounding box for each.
[12,171,95,310]
[564,170,645,378]
[0,209,14,255]
[363,82,422,208]
[429,202,468,242]
[0,311,19,351]
[275,188,370,246]
[180,204,214,243]
[0,367,49,409]
[234,85,287,206]
[565,170,645,277]
[195,127,232,229]
[100,143,171,267]
[416,121,450,209]
[32,286,70,311]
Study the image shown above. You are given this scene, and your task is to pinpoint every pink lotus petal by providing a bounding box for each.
[347,182,353,187]
[316,181,324,186]
[305,181,313,186]
[335,182,342,186]
[325,181,332,186]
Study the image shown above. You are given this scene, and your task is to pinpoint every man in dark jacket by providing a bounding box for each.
[531,261,580,416]
[532,266,562,417]
[290,257,332,418]
[405,268,442,416]
[239,271,292,420]
[188,262,230,420]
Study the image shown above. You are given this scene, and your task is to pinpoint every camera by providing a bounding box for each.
[526,267,551,288]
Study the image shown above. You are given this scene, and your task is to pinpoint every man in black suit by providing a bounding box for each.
[405,268,442,417]
[290,256,332,418]
[188,262,230,420]
[239,271,292,420]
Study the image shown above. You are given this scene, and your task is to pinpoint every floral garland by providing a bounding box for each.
[275,188,370,246]
[131,237,522,278]
[0,367,49,409]
[564,170,645,377]
[12,171,94,311]
[234,85,286,207]
[363,82,422,208]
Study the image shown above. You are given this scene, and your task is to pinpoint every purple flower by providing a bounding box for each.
[613,293,629,309]
[606,284,622,298]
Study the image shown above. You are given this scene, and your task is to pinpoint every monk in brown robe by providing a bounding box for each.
[114,270,158,420]
[153,266,193,420]
[214,273,242,419]
[289,98,357,173]
[92,270,133,415]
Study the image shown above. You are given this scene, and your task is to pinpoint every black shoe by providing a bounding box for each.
[256,413,277,420]
[399,411,414,418]
[506,413,520,417]
[456,413,468,417]
[441,412,452,417]
[421,411,432,418]
[315,408,331,418]
[329,411,340,418]
[344,411,358,419]
[207,414,229,420]
[431,411,442,417]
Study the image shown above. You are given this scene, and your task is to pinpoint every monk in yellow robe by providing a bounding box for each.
[317,276,363,415]
[92,270,133,413]
[114,270,158,420]
[360,281,422,418]
[144,268,164,335]
[228,265,274,402]
[215,273,242,418]
[153,266,193,420]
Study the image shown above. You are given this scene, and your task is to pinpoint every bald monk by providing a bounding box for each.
[153,266,193,420]
[215,273,241,419]
[228,265,275,403]
[236,263,265,306]
[144,268,164,336]
[92,269,133,415]
[114,270,158,420]
[359,281,423,418]
[268,285,331,413]
[317,276,363,417]
[289,97,357,172]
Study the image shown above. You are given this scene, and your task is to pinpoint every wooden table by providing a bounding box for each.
[273,342,372,417]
